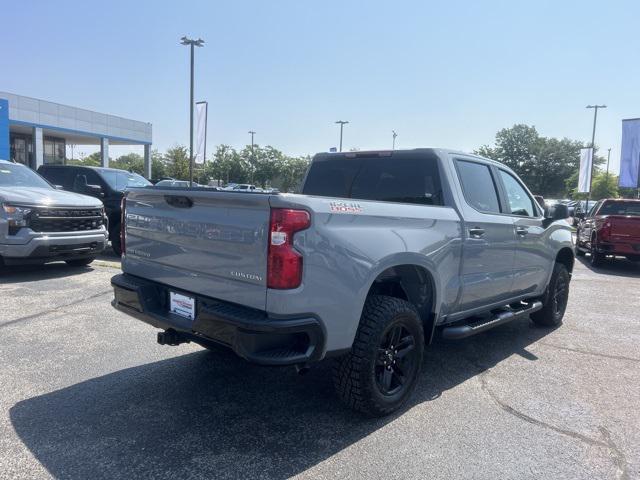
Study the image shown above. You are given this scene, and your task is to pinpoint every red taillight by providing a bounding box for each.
[267,208,310,289]
[120,196,126,255]
[600,220,612,241]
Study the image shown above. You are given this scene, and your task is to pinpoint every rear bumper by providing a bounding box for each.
[595,241,640,256]
[0,231,107,265]
[111,273,326,366]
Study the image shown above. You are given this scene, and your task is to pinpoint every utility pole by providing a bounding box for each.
[181,36,205,187]
[335,120,349,152]
[248,131,256,183]
[606,148,611,178]
[392,130,397,150]
[586,104,606,204]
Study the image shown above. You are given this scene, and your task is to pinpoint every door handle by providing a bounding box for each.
[516,226,528,236]
[469,227,485,238]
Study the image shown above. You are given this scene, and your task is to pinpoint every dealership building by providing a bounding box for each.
[0,91,152,178]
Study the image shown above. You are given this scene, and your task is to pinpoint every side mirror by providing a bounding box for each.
[85,184,104,197]
[544,203,569,221]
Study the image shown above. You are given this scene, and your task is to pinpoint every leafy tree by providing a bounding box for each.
[165,145,190,180]
[591,173,619,199]
[206,144,251,185]
[67,151,102,167]
[476,124,602,197]
[151,149,167,180]
[253,146,285,188]
[277,155,311,192]
[111,153,144,174]
[476,124,539,173]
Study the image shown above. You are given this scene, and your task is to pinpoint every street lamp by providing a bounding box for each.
[335,120,349,152]
[392,130,397,150]
[181,36,205,187]
[585,104,606,204]
[248,131,256,183]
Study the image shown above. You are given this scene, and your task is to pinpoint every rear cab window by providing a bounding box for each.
[454,160,501,213]
[302,152,444,206]
[598,201,640,216]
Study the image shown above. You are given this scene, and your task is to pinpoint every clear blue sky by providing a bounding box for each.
[2,0,639,173]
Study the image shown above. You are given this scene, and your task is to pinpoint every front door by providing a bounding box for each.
[497,169,552,296]
[454,159,517,312]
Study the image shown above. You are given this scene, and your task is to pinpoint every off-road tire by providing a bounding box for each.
[530,262,570,327]
[333,295,424,417]
[65,257,95,267]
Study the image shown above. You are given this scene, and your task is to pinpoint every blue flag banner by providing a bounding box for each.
[620,118,640,188]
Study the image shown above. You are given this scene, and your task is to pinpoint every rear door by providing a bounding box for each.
[454,159,517,312]
[496,169,551,296]
[123,188,272,310]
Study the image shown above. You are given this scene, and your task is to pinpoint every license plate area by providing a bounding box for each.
[169,291,196,320]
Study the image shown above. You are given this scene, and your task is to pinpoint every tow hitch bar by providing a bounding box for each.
[157,330,189,346]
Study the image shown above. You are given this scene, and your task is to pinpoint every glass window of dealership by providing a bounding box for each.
[0,92,153,177]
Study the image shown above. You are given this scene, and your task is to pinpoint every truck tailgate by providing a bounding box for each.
[609,216,640,241]
[122,188,271,311]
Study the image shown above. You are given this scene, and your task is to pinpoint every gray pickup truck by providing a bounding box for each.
[1,160,107,267]
[111,149,573,416]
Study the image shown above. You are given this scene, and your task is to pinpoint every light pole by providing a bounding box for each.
[606,148,611,178]
[586,104,606,204]
[181,36,205,187]
[392,130,397,150]
[248,131,256,183]
[335,120,349,152]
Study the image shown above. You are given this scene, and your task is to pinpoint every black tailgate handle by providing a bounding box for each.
[164,195,194,208]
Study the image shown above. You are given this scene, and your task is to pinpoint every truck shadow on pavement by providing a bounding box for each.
[576,255,640,278]
[0,262,96,283]
[10,318,554,480]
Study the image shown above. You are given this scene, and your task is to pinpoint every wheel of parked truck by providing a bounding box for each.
[589,235,605,267]
[530,262,570,327]
[65,257,95,267]
[333,295,424,417]
[574,234,585,257]
[111,224,122,257]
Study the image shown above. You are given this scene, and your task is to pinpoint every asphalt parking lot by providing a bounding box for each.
[1,257,639,480]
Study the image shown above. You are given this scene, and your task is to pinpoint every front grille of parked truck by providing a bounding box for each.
[27,207,105,233]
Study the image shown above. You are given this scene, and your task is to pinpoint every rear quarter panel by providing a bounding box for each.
[267,194,463,353]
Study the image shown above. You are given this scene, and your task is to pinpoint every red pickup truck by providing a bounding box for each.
[575,199,640,266]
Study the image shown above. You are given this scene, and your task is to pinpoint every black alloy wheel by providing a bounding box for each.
[375,323,418,396]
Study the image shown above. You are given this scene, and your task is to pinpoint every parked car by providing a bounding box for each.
[38,165,151,255]
[155,179,200,188]
[575,198,640,266]
[111,149,573,416]
[220,183,260,192]
[0,160,107,267]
